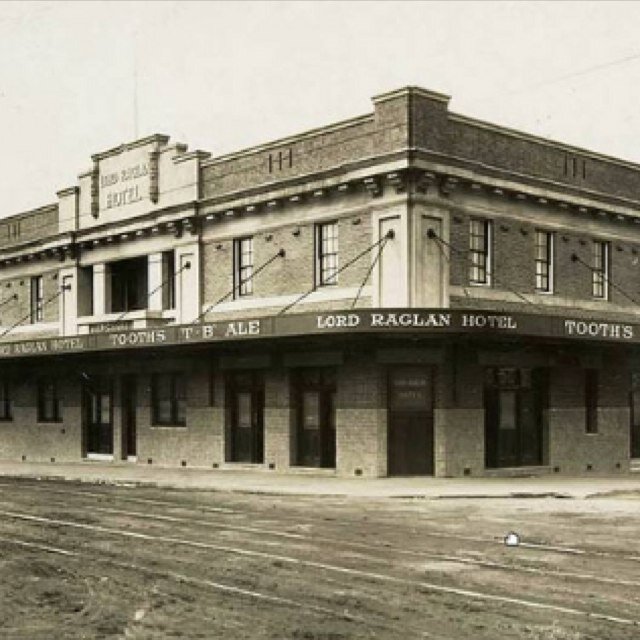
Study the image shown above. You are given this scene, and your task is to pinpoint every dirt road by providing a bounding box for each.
[0,478,638,639]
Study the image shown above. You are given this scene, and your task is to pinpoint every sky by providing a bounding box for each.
[2,1,640,218]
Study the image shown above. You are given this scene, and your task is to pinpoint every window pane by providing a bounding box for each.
[318,222,339,286]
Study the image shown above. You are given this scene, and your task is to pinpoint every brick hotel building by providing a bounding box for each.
[1,86,640,477]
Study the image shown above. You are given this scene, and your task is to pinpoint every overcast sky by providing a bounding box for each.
[2,1,640,218]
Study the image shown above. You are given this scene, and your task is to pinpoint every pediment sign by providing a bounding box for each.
[95,142,157,214]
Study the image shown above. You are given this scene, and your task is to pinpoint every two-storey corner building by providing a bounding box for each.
[1,86,640,477]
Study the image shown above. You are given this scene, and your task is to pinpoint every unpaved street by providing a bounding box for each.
[0,478,638,639]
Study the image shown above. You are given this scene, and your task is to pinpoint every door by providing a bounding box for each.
[485,368,544,468]
[294,369,336,468]
[83,376,113,456]
[226,372,264,463]
[122,375,137,459]
[387,368,434,475]
[631,373,640,459]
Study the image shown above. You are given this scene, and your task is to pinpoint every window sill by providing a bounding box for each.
[151,423,187,429]
[37,420,63,425]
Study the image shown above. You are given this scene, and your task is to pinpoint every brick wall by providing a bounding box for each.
[0,205,58,251]
[336,355,386,477]
[547,366,629,474]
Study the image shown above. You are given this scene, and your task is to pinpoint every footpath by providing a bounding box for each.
[0,460,639,499]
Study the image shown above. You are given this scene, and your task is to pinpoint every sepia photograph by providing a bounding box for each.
[0,1,640,638]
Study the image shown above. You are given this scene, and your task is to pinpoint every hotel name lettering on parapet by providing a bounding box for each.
[100,162,149,209]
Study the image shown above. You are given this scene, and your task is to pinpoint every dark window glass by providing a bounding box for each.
[469,219,491,285]
[592,241,609,300]
[152,373,187,426]
[586,369,599,434]
[234,237,254,297]
[316,222,339,286]
[534,230,553,293]
[0,380,12,420]
[38,378,62,422]
[110,257,148,313]
[30,276,44,323]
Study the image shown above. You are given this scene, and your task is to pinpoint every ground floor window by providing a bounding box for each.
[0,379,12,420]
[292,368,336,468]
[484,368,546,468]
[152,373,186,426]
[37,378,62,422]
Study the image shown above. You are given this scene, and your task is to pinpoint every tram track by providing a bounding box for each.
[0,531,396,638]
[0,505,639,630]
[2,478,639,567]
[4,492,640,593]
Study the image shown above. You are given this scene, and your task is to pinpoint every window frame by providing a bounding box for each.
[534,230,554,294]
[37,378,62,423]
[30,275,44,324]
[151,372,187,427]
[233,237,254,298]
[469,218,492,286]
[592,240,610,300]
[315,221,339,287]
[0,379,12,421]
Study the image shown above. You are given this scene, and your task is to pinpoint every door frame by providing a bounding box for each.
[82,375,114,459]
[225,371,264,463]
[292,368,336,469]
[387,366,435,476]
[121,374,137,460]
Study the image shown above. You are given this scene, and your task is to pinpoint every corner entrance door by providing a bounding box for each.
[294,369,336,468]
[83,376,113,456]
[387,368,434,476]
[630,373,640,459]
[226,372,264,463]
[485,368,545,468]
[122,375,137,459]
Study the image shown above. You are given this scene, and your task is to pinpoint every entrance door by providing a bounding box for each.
[122,375,137,459]
[226,372,264,463]
[83,376,113,456]
[630,373,640,459]
[294,369,336,468]
[485,368,545,468]
[387,368,434,475]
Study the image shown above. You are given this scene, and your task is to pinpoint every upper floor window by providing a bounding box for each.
[592,240,609,300]
[0,379,12,421]
[469,219,492,286]
[152,372,186,426]
[110,256,148,313]
[162,251,176,310]
[38,378,62,422]
[316,221,339,286]
[234,237,254,298]
[30,276,44,323]
[534,230,554,293]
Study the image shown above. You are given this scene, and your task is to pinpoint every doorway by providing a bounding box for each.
[387,367,434,475]
[293,369,336,468]
[485,368,545,468]
[83,375,113,457]
[122,375,137,460]
[226,372,264,463]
